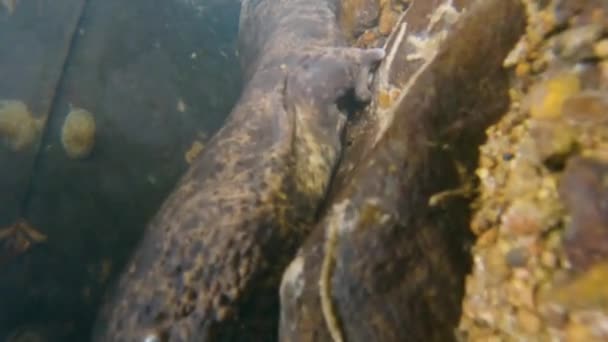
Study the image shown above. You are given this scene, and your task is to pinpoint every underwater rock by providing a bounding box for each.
[0,0,86,256]
[279,0,525,341]
[559,156,608,271]
[459,0,608,341]
[525,72,581,120]
[60,107,96,159]
[528,118,577,166]
[0,100,42,152]
[561,91,608,126]
[0,0,244,341]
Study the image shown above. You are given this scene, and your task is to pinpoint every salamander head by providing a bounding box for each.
[286,47,385,110]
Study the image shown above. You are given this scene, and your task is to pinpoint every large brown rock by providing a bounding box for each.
[0,0,242,340]
[279,0,526,341]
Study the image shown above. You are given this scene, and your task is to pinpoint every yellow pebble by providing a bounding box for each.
[594,39,608,59]
[515,62,531,77]
[517,308,542,334]
[566,321,596,342]
[527,73,581,119]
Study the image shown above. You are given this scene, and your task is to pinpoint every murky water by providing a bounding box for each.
[0,0,242,340]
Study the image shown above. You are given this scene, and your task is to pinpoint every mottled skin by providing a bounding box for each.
[92,0,384,341]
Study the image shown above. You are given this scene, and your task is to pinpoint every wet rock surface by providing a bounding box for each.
[459,0,608,341]
[0,0,241,340]
[0,0,85,231]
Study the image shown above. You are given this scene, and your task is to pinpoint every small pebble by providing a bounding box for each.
[502,200,543,236]
[566,321,596,341]
[540,250,558,268]
[506,246,530,268]
[561,91,608,126]
[477,227,498,247]
[515,62,531,77]
[484,247,510,285]
[517,308,542,334]
[507,278,535,308]
[475,167,489,180]
[529,119,576,166]
[594,39,608,59]
[558,24,602,58]
[538,302,568,329]
[471,213,493,235]
[502,152,514,161]
[504,161,542,198]
[559,157,608,271]
[516,279,535,308]
[527,73,581,119]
